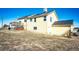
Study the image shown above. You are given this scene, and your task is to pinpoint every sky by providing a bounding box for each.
[0,8,79,27]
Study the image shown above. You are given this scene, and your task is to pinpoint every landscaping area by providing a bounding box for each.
[0,30,79,51]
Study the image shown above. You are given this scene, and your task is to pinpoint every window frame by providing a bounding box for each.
[50,17,52,22]
[24,20,27,22]
[34,18,36,22]
[19,21,21,23]
[33,26,37,30]
[44,16,46,21]
[30,18,32,22]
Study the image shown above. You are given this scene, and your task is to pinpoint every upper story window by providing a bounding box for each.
[19,21,21,25]
[30,18,32,22]
[50,17,52,22]
[24,20,27,22]
[44,16,46,21]
[34,18,36,22]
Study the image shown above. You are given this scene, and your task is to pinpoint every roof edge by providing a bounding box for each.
[17,10,54,20]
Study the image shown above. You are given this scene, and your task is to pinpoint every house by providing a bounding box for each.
[10,21,24,30]
[17,10,73,37]
[9,22,18,29]
[17,10,58,34]
[2,24,9,30]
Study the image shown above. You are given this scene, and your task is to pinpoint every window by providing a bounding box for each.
[34,18,36,22]
[30,18,32,22]
[24,20,27,22]
[19,21,21,25]
[44,16,46,21]
[34,27,37,30]
[50,17,52,22]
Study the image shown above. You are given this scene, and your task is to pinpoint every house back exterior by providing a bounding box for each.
[17,10,73,36]
[17,10,58,34]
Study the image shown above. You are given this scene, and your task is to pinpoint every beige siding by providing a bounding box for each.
[26,17,48,34]
[34,17,47,34]
[23,22,27,30]
[18,11,59,35]
[47,11,58,34]
[17,19,27,30]
[18,11,71,36]
[51,27,71,36]
[26,19,33,31]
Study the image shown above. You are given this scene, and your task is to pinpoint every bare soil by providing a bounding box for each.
[0,30,79,51]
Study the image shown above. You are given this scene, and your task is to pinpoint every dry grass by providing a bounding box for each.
[0,30,79,51]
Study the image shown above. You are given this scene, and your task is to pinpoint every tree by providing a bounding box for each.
[3,24,9,27]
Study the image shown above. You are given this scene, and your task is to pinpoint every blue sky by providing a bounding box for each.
[0,8,79,27]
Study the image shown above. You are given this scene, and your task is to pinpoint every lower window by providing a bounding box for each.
[34,27,37,30]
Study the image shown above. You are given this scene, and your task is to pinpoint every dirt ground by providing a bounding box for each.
[0,30,79,51]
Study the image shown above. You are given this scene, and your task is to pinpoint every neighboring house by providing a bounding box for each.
[0,24,9,30]
[10,21,24,30]
[17,17,27,30]
[3,24,9,29]
[9,22,18,29]
[17,10,73,36]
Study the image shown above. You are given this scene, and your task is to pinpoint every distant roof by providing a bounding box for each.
[10,22,18,24]
[17,10,55,20]
[53,20,73,26]
[74,27,79,29]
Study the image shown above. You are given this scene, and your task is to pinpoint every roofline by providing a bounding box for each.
[17,10,55,20]
[52,24,73,27]
[53,20,73,26]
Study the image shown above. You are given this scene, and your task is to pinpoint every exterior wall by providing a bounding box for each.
[46,11,58,34]
[18,11,73,36]
[17,19,27,30]
[26,17,48,34]
[26,19,34,31]
[34,17,47,34]
[23,22,27,30]
[71,25,74,32]
[17,19,24,23]
[51,27,71,36]
[17,11,58,35]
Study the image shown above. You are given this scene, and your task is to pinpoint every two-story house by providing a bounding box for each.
[17,10,73,37]
[17,10,58,34]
